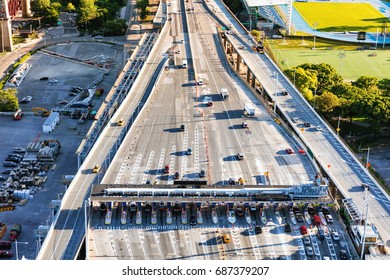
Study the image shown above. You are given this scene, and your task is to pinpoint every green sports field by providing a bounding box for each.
[270,45,390,81]
[294,2,387,32]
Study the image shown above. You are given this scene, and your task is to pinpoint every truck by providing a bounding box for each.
[182,59,187,68]
[9,224,22,241]
[220,88,229,100]
[244,103,255,116]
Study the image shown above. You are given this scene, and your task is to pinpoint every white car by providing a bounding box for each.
[292,117,299,123]
[49,79,58,83]
[325,214,333,223]
[316,126,323,131]
[332,231,340,241]
[93,35,103,39]
[303,236,311,245]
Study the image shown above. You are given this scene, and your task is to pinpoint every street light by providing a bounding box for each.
[313,22,318,50]
[84,199,90,260]
[274,72,279,114]
[15,239,29,260]
[339,51,345,75]
[336,115,341,137]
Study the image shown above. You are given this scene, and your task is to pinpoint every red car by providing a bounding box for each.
[286,148,294,154]
[164,165,170,173]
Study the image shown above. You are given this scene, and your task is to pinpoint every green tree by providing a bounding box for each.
[66,2,76,12]
[378,78,390,97]
[363,93,390,132]
[352,76,379,91]
[332,83,366,124]
[79,0,99,25]
[299,63,342,93]
[31,0,62,25]
[315,91,340,115]
[285,67,317,94]
[0,88,19,111]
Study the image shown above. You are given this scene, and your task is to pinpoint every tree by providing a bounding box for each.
[315,91,340,115]
[0,88,19,111]
[378,78,390,97]
[352,76,379,91]
[31,0,61,25]
[284,67,317,94]
[79,0,99,25]
[299,63,343,93]
[332,83,366,124]
[66,2,76,12]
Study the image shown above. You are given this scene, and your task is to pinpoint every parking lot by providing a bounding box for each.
[0,41,125,259]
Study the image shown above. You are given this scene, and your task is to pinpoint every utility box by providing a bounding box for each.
[42,112,60,133]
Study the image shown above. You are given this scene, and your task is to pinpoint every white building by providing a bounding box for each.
[42,112,60,133]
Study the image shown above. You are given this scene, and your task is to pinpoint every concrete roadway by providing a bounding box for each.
[89,1,319,260]
[208,0,390,252]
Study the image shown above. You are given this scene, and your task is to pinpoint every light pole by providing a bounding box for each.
[293,68,296,85]
[339,51,345,75]
[84,199,89,260]
[336,115,341,137]
[15,239,29,260]
[274,72,279,114]
[365,147,370,169]
[313,22,318,50]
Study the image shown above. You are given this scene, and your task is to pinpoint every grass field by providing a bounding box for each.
[268,38,390,81]
[294,2,388,32]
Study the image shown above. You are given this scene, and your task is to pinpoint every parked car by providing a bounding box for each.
[222,234,231,243]
[180,124,185,131]
[199,170,205,178]
[1,169,13,174]
[186,148,193,155]
[3,161,17,167]
[332,231,340,241]
[284,223,292,232]
[0,175,5,181]
[164,165,170,174]
[92,164,100,173]
[316,126,323,131]
[174,171,180,179]
[255,225,262,234]
[237,152,244,160]
[49,79,58,83]
[13,147,26,153]
[0,250,13,258]
[292,117,299,123]
[40,76,49,80]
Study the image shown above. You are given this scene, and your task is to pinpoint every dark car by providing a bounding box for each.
[317,228,325,240]
[0,250,13,258]
[281,90,288,96]
[13,147,26,153]
[180,124,185,131]
[255,226,262,234]
[199,170,205,178]
[174,171,180,179]
[3,162,17,168]
[40,76,49,80]
[190,215,196,226]
[304,122,311,127]
[5,157,21,163]
[1,169,13,174]
[284,223,292,232]
[0,175,5,181]
[0,240,11,249]
[228,178,236,185]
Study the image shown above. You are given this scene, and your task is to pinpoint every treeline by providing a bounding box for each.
[284,63,390,134]
[30,0,127,35]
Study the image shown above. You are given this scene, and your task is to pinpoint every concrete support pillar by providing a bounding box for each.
[236,54,241,73]
[0,19,14,52]
[251,72,256,88]
[246,68,251,83]
[21,0,31,18]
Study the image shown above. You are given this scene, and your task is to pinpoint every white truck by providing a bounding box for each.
[220,88,229,100]
[244,103,255,116]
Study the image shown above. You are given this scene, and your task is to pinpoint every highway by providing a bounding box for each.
[37,0,390,259]
[208,0,390,253]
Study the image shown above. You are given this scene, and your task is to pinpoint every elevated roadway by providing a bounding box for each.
[208,0,390,253]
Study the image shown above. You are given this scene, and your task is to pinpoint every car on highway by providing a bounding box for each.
[339,249,348,260]
[300,225,307,235]
[186,148,192,155]
[1,169,13,174]
[332,231,340,241]
[40,76,49,80]
[284,223,291,232]
[286,148,294,154]
[174,171,180,179]
[59,100,69,105]
[237,152,244,160]
[92,164,100,173]
[0,175,5,181]
[255,225,262,234]
[164,165,170,173]
[228,178,236,185]
[292,117,299,123]
[93,35,103,39]
[180,124,185,131]
[280,90,288,96]
[303,236,311,245]
[242,122,248,128]
[222,234,231,243]
[316,125,323,131]
[325,214,333,223]
[305,246,313,256]
[304,122,311,127]
[190,215,196,226]
[317,228,325,240]
[199,170,205,178]
[118,119,124,126]
[197,79,203,85]
[323,256,330,260]
[49,79,58,83]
